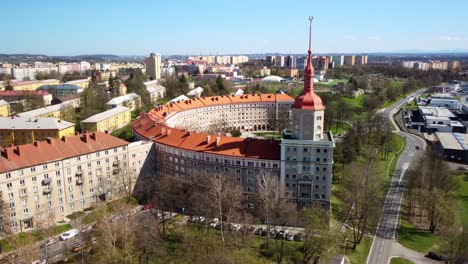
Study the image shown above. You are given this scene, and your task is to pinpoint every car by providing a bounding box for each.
[142,203,154,211]
[261,229,268,237]
[458,166,468,171]
[247,226,256,233]
[294,233,304,242]
[276,231,285,239]
[209,218,219,228]
[41,237,58,248]
[199,216,206,223]
[254,227,264,236]
[71,243,89,253]
[425,252,444,261]
[231,223,241,232]
[270,229,277,237]
[81,226,92,233]
[59,229,79,241]
[285,233,295,241]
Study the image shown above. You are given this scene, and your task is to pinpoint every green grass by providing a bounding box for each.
[330,121,352,135]
[66,211,85,220]
[398,218,439,252]
[0,224,71,253]
[455,173,468,225]
[342,94,365,110]
[111,124,134,142]
[390,257,415,264]
[347,236,372,264]
[315,79,347,88]
[252,131,282,140]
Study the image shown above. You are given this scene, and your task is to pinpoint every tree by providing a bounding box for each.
[301,208,339,264]
[126,71,152,107]
[23,93,45,111]
[59,103,76,123]
[216,75,226,95]
[80,80,109,119]
[256,174,281,249]
[441,225,468,264]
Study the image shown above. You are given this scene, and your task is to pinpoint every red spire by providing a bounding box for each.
[293,17,324,110]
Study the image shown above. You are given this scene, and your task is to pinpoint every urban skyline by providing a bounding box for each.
[2,0,468,56]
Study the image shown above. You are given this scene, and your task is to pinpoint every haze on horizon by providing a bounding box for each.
[2,0,468,56]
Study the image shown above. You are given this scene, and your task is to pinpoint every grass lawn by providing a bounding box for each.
[0,223,71,253]
[390,257,415,264]
[347,236,372,264]
[342,94,365,110]
[455,173,468,225]
[330,121,352,135]
[111,124,134,142]
[398,218,439,253]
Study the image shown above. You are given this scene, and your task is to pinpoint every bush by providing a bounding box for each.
[230,129,241,137]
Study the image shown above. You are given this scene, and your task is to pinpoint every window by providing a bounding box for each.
[67,168,71,174]
[247,161,254,167]
[36,204,40,210]
[6,183,12,189]
[20,179,25,186]
[33,186,38,193]
[43,164,48,170]
[55,161,60,167]
[324,149,328,153]
[316,158,320,162]
[10,212,16,218]
[8,193,13,199]
[286,174,289,179]
[23,208,29,214]
[9,202,14,208]
[6,172,11,179]
[19,170,23,176]
[316,149,320,153]
[105,150,109,155]
[20,189,27,195]
[303,148,308,152]
[316,116,322,120]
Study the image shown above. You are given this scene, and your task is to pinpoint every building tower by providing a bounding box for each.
[280,17,335,208]
[145,53,161,80]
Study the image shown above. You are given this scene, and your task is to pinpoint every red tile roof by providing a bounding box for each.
[0,132,128,173]
[133,94,294,160]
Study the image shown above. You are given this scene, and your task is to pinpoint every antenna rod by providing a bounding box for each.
[309,16,313,52]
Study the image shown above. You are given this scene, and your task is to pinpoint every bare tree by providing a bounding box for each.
[256,174,281,249]
[441,225,468,264]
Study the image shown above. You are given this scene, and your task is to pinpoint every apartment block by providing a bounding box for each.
[0,132,132,233]
[81,106,131,133]
[0,100,10,117]
[0,117,75,147]
[343,55,355,65]
[17,101,78,119]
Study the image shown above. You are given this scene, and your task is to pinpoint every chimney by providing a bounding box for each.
[34,141,39,147]
[216,136,221,146]
[82,134,88,143]
[46,137,52,144]
[2,147,14,160]
[14,146,20,156]
[61,136,67,142]
[206,135,211,144]
[167,129,171,136]
[104,130,109,134]
[90,132,96,140]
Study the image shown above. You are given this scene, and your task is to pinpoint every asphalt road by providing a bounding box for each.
[367,90,434,264]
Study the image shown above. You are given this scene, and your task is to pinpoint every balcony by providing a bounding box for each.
[43,188,52,195]
[113,160,119,167]
[112,169,120,175]
[76,171,83,177]
[76,178,84,185]
[41,178,52,186]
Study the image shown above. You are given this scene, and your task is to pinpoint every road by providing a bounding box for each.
[367,90,436,264]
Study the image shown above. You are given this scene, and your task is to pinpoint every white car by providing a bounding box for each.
[59,229,79,241]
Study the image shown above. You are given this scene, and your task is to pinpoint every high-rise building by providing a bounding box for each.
[332,55,344,67]
[343,55,355,65]
[275,56,285,67]
[145,53,161,80]
[355,55,368,65]
[286,56,296,69]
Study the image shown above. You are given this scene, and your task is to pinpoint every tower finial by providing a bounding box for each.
[308,16,313,53]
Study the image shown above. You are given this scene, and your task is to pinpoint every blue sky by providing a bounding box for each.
[2,0,468,55]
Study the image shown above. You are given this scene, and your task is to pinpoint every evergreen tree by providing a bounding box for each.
[216,75,225,94]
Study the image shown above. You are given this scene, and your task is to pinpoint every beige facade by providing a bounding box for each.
[0,133,141,233]
[0,100,10,117]
[81,106,131,133]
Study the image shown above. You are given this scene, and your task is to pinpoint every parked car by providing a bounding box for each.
[254,227,263,235]
[209,218,219,228]
[142,203,154,211]
[276,231,285,239]
[231,223,241,232]
[59,229,79,241]
[41,237,58,248]
[81,226,92,233]
[425,252,444,261]
[261,229,268,237]
[457,166,468,171]
[270,229,277,237]
[285,233,295,241]
[294,233,304,242]
[71,242,89,253]
[247,226,256,233]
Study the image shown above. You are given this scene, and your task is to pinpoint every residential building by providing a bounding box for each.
[10,79,60,91]
[80,61,91,72]
[38,84,83,97]
[65,79,90,90]
[0,100,10,117]
[354,55,368,65]
[0,117,75,146]
[132,21,334,209]
[81,106,131,133]
[145,53,161,80]
[106,93,141,111]
[0,132,138,232]
[275,56,285,67]
[343,55,355,65]
[17,101,78,119]
[186,87,204,98]
[332,56,344,67]
[144,80,166,102]
[11,68,58,81]
[0,90,53,106]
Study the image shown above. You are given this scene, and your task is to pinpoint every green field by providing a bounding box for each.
[390,257,415,264]
[397,172,468,253]
[0,224,71,253]
[347,236,372,264]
